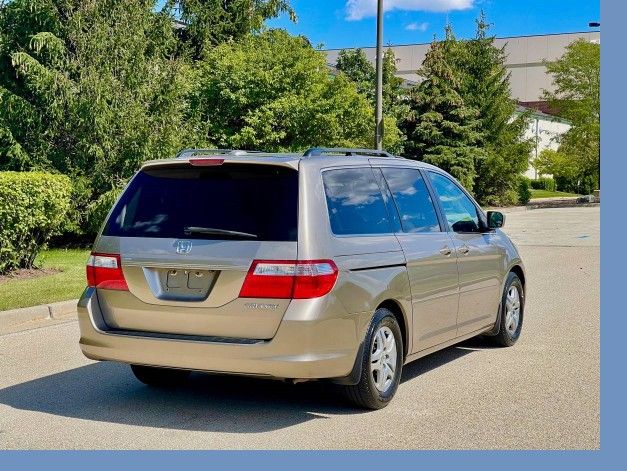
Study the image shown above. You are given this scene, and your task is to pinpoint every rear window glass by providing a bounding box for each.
[322,168,392,236]
[103,164,298,241]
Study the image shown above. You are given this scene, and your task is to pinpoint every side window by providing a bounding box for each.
[381,168,440,233]
[322,168,392,235]
[428,172,480,233]
[372,168,402,233]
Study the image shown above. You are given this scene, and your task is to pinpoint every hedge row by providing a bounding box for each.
[0,171,72,274]
[530,177,556,192]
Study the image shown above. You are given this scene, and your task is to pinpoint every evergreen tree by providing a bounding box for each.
[459,12,532,205]
[382,48,409,120]
[402,28,481,190]
[167,0,296,58]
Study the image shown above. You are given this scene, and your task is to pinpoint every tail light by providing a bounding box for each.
[239,260,338,299]
[86,253,129,291]
[189,158,224,166]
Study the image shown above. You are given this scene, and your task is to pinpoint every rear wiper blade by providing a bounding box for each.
[183,226,258,239]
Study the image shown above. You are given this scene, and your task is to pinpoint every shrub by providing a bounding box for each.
[481,190,520,208]
[530,177,556,192]
[517,176,531,205]
[49,176,96,247]
[554,175,593,195]
[0,172,72,274]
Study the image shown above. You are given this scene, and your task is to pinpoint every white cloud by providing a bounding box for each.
[405,21,429,31]
[346,0,474,21]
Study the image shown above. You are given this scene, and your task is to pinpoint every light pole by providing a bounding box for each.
[374,0,384,150]
[589,21,600,190]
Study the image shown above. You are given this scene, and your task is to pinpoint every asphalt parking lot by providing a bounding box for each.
[0,206,600,450]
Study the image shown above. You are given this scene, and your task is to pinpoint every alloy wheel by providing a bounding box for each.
[505,285,521,336]
[370,326,397,393]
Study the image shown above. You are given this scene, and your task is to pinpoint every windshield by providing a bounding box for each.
[103,164,298,241]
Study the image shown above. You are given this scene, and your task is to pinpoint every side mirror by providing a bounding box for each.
[487,211,505,229]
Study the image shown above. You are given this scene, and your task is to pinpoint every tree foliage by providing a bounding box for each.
[0,0,194,197]
[167,0,296,57]
[1,0,598,249]
[401,16,531,203]
[382,48,408,120]
[190,30,400,151]
[402,27,481,190]
[336,47,407,122]
[458,13,532,205]
[1,0,400,210]
[543,38,600,191]
[335,48,375,102]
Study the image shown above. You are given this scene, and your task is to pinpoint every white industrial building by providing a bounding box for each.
[517,107,571,179]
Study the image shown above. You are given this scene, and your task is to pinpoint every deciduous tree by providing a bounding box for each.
[191,30,401,151]
[335,48,375,102]
[543,38,600,192]
[0,0,194,196]
[336,47,407,122]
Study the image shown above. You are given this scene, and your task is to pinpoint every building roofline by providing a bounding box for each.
[322,30,599,52]
[515,104,572,124]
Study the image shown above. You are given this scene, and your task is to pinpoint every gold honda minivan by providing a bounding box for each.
[77,147,525,409]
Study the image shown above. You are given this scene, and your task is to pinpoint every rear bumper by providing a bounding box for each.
[77,288,367,380]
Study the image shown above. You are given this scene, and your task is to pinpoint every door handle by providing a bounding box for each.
[439,247,453,256]
[457,245,470,255]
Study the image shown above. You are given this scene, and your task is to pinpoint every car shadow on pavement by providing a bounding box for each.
[399,336,496,383]
[0,338,493,433]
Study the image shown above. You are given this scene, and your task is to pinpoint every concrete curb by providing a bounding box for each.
[488,201,600,212]
[527,201,600,210]
[487,206,528,213]
[0,299,78,329]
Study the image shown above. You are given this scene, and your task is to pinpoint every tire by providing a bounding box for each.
[130,364,190,387]
[343,308,404,410]
[491,272,524,347]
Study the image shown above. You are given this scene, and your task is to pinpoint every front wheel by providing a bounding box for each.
[343,308,403,409]
[491,272,524,347]
[130,364,190,387]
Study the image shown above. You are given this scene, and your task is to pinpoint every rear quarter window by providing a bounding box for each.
[322,167,392,236]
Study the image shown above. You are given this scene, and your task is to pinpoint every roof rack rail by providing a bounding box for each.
[303,147,394,158]
[176,148,263,159]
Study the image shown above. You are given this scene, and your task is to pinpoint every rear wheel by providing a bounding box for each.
[343,308,403,409]
[130,364,190,387]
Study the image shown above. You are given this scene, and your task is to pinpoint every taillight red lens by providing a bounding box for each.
[189,158,225,166]
[292,261,339,299]
[239,260,338,299]
[86,253,129,291]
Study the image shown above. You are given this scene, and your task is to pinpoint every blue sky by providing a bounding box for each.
[266,0,600,50]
